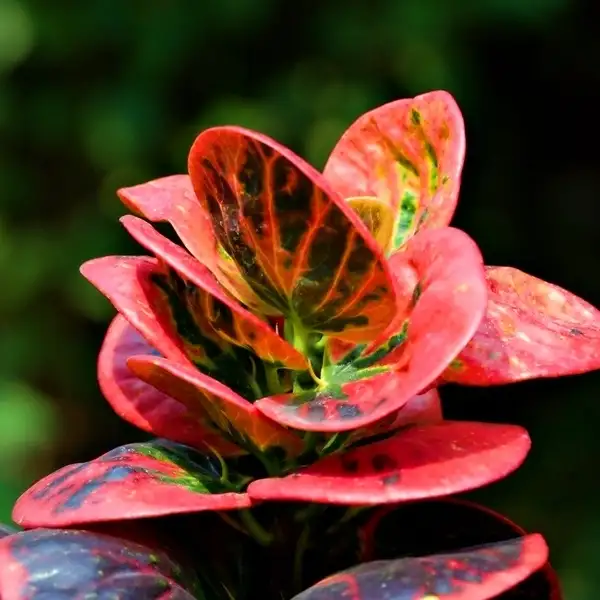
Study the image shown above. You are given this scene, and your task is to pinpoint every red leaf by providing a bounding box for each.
[80,255,191,364]
[121,214,307,371]
[127,354,304,457]
[247,421,530,504]
[292,534,548,600]
[13,440,251,528]
[81,254,280,399]
[444,266,600,384]
[323,91,465,251]
[0,528,197,600]
[188,126,397,343]
[256,228,486,432]
[98,314,241,455]
[118,174,271,314]
[387,387,443,427]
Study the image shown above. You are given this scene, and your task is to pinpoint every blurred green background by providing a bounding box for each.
[1,0,599,596]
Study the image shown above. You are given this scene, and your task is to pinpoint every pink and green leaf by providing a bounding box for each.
[99,314,242,455]
[81,255,280,400]
[118,174,273,315]
[127,354,304,458]
[247,421,530,504]
[444,267,600,384]
[0,528,198,600]
[256,228,487,432]
[13,439,251,528]
[188,126,397,343]
[292,534,548,600]
[323,91,465,251]
[121,214,307,371]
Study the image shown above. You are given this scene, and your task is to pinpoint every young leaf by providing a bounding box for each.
[444,266,600,384]
[0,528,198,600]
[82,255,273,400]
[323,91,465,251]
[247,421,530,504]
[291,534,548,600]
[256,228,487,432]
[127,354,304,458]
[99,314,242,455]
[188,126,397,343]
[118,174,273,315]
[121,214,307,371]
[13,439,251,528]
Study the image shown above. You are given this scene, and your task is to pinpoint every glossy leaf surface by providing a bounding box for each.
[324,91,465,251]
[292,534,547,600]
[13,439,250,528]
[118,174,271,314]
[188,126,397,342]
[121,214,307,371]
[256,228,487,432]
[0,528,197,600]
[99,315,240,454]
[359,498,562,599]
[444,267,600,384]
[248,421,530,504]
[82,255,270,399]
[127,354,303,457]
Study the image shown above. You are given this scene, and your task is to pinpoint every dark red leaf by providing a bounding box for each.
[120,214,307,371]
[118,174,272,314]
[99,314,241,455]
[188,126,398,343]
[13,439,251,528]
[247,421,530,504]
[127,354,304,457]
[291,534,548,600]
[323,91,465,252]
[0,528,198,600]
[256,228,487,432]
[444,266,600,384]
[359,498,562,599]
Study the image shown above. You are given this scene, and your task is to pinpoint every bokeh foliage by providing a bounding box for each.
[1,0,599,597]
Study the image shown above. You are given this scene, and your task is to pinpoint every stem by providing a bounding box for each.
[293,525,311,593]
[239,510,274,547]
[287,317,323,387]
[217,511,247,536]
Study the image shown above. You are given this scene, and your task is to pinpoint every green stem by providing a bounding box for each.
[239,510,274,547]
[293,524,311,593]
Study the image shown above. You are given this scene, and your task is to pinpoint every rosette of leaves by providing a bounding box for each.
[8,91,599,598]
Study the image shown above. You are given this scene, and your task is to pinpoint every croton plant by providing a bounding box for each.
[1,91,599,599]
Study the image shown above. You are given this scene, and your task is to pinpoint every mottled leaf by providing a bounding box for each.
[444,266,600,384]
[99,314,241,455]
[127,354,304,457]
[13,439,251,528]
[358,498,562,599]
[81,255,275,400]
[256,228,487,432]
[292,535,547,600]
[121,214,307,371]
[247,421,530,504]
[324,91,465,251]
[188,126,397,343]
[118,174,273,314]
[0,528,198,600]
[346,196,395,252]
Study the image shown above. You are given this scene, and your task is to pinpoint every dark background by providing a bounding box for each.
[0,0,598,596]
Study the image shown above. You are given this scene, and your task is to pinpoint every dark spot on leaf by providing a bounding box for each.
[570,328,583,336]
[341,457,360,473]
[306,403,327,422]
[371,454,398,472]
[336,403,362,419]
